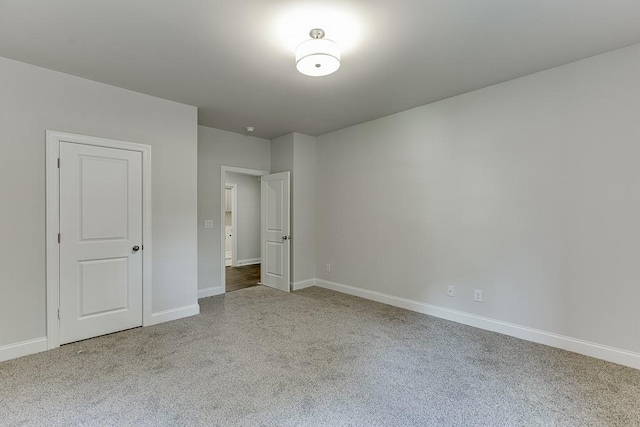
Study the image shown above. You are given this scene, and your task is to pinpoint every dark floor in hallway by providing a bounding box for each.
[225,264,260,292]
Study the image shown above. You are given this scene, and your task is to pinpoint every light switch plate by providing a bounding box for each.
[204,220,213,229]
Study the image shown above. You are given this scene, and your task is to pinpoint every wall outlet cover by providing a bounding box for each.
[474,290,483,302]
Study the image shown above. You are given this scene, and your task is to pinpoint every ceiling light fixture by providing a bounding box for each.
[295,28,341,77]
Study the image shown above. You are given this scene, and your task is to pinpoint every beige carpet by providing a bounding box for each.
[1,286,639,426]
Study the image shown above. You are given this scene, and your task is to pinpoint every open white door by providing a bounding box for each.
[261,171,290,292]
[59,142,143,344]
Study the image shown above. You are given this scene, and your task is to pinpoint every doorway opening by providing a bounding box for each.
[221,167,268,293]
[219,166,291,295]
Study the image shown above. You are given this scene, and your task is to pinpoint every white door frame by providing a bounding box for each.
[224,183,238,266]
[220,166,269,293]
[46,130,152,350]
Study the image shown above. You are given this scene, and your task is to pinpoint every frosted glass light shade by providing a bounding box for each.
[295,38,341,77]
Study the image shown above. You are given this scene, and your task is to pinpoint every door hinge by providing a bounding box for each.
[57,308,61,319]
[57,158,60,168]
[58,233,61,243]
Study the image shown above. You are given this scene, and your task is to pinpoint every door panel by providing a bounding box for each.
[79,257,129,317]
[261,172,290,292]
[59,142,143,344]
[79,156,129,240]
[265,242,283,277]
[266,180,283,230]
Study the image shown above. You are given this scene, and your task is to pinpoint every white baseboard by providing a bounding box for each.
[148,303,200,326]
[292,278,316,291]
[314,278,640,370]
[1,305,201,363]
[237,258,260,266]
[198,286,224,299]
[0,337,48,363]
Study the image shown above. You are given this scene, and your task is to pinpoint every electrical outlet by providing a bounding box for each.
[474,290,483,302]
[447,285,454,297]
[326,264,331,273]
[204,220,213,229]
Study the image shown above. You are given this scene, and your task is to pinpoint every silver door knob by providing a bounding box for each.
[132,245,140,252]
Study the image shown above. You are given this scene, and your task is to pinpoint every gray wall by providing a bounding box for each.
[291,133,316,283]
[271,133,316,285]
[225,172,261,263]
[315,44,640,354]
[198,126,270,293]
[271,134,294,174]
[0,56,198,347]
[270,134,295,283]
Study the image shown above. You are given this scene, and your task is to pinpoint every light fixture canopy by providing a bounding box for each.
[295,28,341,77]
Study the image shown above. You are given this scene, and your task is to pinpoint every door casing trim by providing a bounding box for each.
[45,130,152,350]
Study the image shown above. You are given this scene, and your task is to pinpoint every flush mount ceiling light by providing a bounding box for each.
[295,28,341,77]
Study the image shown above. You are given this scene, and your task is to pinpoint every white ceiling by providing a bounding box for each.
[2,0,640,139]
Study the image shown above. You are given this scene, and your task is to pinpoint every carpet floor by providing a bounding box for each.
[1,286,639,426]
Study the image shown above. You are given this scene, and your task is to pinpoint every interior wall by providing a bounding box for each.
[270,134,294,173]
[315,44,640,354]
[0,56,198,348]
[225,172,261,263]
[270,134,295,283]
[198,126,270,294]
[270,133,316,285]
[291,133,316,283]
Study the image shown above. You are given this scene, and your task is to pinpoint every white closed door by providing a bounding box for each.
[261,172,290,292]
[59,142,143,345]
